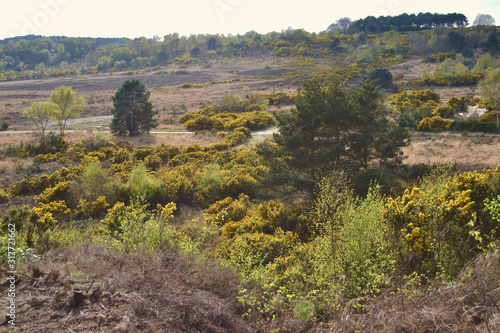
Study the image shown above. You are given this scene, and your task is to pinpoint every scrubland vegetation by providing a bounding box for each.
[1,12,500,333]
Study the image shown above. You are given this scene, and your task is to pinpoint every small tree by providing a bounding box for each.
[23,102,58,140]
[367,68,394,90]
[50,86,85,137]
[110,79,158,137]
[479,68,500,126]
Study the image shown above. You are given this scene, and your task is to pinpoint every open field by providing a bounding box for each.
[403,132,500,172]
[0,55,493,177]
[0,57,294,128]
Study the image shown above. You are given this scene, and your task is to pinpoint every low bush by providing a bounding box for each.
[450,119,498,133]
[417,116,453,131]
[389,89,440,113]
[432,104,455,118]
[479,110,499,122]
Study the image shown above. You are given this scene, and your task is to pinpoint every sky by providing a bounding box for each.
[1,0,499,40]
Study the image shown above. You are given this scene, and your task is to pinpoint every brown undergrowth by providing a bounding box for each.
[313,251,500,332]
[0,244,253,333]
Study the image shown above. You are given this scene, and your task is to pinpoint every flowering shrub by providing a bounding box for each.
[417,116,453,131]
[431,104,454,118]
[389,89,440,113]
[76,196,110,218]
[205,194,252,226]
[0,189,9,203]
[385,166,487,277]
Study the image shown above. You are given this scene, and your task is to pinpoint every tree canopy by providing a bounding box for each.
[473,13,496,26]
[273,80,410,184]
[23,101,58,140]
[349,12,468,33]
[50,86,85,137]
[110,79,158,136]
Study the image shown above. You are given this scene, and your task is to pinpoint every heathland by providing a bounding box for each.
[1,15,500,332]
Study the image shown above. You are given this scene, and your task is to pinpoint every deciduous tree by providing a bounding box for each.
[50,86,85,137]
[479,68,500,125]
[23,102,58,140]
[473,13,495,26]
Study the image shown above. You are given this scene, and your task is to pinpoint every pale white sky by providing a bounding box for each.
[1,0,499,40]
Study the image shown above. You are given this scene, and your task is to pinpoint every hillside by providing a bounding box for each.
[1,22,500,332]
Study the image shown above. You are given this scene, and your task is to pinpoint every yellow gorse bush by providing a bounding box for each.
[389,89,440,113]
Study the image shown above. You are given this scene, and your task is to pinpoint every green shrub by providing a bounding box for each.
[126,164,163,204]
[450,119,498,133]
[366,68,393,89]
[5,144,24,157]
[98,200,177,252]
[221,94,243,112]
[79,161,111,201]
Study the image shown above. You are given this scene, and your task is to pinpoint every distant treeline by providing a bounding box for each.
[0,16,497,81]
[351,13,469,34]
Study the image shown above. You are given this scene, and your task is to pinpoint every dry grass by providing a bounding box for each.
[0,57,292,128]
[389,57,480,103]
[403,132,500,172]
[314,251,500,333]
[0,131,223,152]
[1,244,252,333]
[390,57,437,83]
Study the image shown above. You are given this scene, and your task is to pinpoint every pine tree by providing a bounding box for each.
[274,80,409,185]
[110,80,158,136]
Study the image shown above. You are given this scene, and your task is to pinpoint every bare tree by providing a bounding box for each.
[473,14,495,26]
[327,23,341,33]
[337,17,352,31]
[327,17,352,33]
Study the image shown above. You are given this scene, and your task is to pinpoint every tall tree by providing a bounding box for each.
[50,86,85,137]
[274,80,409,184]
[479,68,500,125]
[110,79,157,136]
[23,102,58,140]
